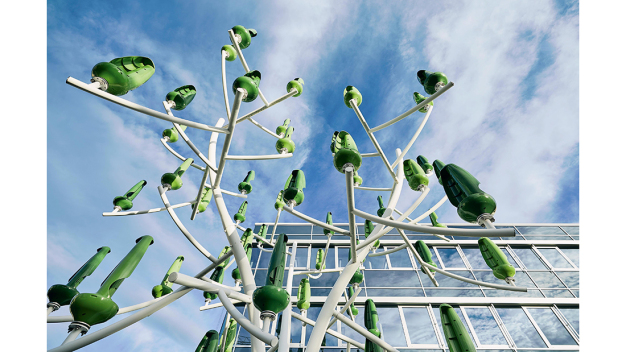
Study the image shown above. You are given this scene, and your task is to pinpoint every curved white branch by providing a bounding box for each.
[390,105,434,169]
[160,138,205,171]
[225,153,293,160]
[218,290,278,347]
[291,312,365,350]
[354,186,393,191]
[221,50,231,119]
[159,185,218,262]
[66,77,230,134]
[168,273,247,302]
[247,116,281,139]
[233,89,299,125]
[369,82,454,133]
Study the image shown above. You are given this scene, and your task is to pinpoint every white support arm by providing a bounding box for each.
[103,199,196,217]
[349,99,398,182]
[214,88,245,187]
[225,153,293,160]
[327,287,362,329]
[247,116,281,139]
[270,209,282,243]
[204,184,248,199]
[160,138,205,171]
[278,242,297,352]
[234,89,299,124]
[66,77,230,134]
[282,206,350,235]
[369,82,454,133]
[354,186,393,192]
[221,50,231,119]
[291,312,366,350]
[390,105,434,169]
[345,167,358,263]
[360,152,380,157]
[331,312,399,352]
[168,273,249,302]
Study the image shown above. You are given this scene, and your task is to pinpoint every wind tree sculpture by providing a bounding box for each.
[48,25,524,352]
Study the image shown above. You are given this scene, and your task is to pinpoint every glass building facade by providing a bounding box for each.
[233,223,579,351]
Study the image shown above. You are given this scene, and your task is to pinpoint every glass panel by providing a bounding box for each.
[527,308,577,345]
[309,272,340,287]
[402,307,439,345]
[473,271,536,288]
[364,253,389,269]
[311,288,332,296]
[560,226,579,235]
[511,248,547,269]
[258,250,271,269]
[234,348,251,352]
[516,226,566,235]
[528,272,566,288]
[424,270,475,288]
[464,307,507,346]
[367,288,424,297]
[337,247,350,268]
[495,308,546,348]
[310,247,335,269]
[365,270,421,287]
[274,225,312,234]
[461,248,491,269]
[500,248,520,268]
[523,235,572,241]
[388,247,413,268]
[377,307,407,347]
[483,289,544,298]
[341,306,365,344]
[436,247,466,268]
[433,306,477,347]
[557,307,579,333]
[254,269,266,286]
[294,246,309,268]
[291,307,302,343]
[251,247,260,268]
[536,248,574,269]
[541,289,575,298]
[558,248,579,267]
[235,305,251,345]
[305,306,339,346]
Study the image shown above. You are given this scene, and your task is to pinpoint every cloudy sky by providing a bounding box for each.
[44,0,578,350]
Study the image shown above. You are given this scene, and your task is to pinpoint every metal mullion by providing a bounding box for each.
[306,245,311,270]
[558,225,576,240]
[552,304,580,343]
[521,306,552,348]
[554,246,578,270]
[459,307,483,347]
[433,247,446,269]
[456,245,472,269]
[427,304,447,350]
[406,246,427,296]
[512,226,527,240]
[397,306,412,347]
[488,305,518,351]
[505,245,526,269]
[532,245,575,296]
[384,246,392,269]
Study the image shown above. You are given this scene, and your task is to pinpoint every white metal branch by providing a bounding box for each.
[103,199,197,217]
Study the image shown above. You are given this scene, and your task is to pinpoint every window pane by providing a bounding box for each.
[424,289,484,297]
[528,272,566,288]
[309,272,340,287]
[388,247,413,268]
[274,225,312,234]
[516,226,566,235]
[367,288,424,297]
[258,250,271,269]
[527,308,577,345]
[291,307,302,343]
[402,307,438,345]
[310,247,335,269]
[558,248,579,267]
[425,270,475,288]
[365,270,421,287]
[364,253,389,269]
[305,306,338,346]
[555,272,578,288]
[294,246,309,268]
[254,269,266,286]
[378,307,407,347]
[341,306,365,344]
[436,248,466,268]
[337,247,350,268]
[536,248,574,269]
[495,308,546,348]
[250,247,260,268]
[464,308,507,346]
[560,226,579,235]
[461,248,491,269]
[511,248,547,270]
[557,307,579,333]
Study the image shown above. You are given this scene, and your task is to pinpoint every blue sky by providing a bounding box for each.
[45,1,579,350]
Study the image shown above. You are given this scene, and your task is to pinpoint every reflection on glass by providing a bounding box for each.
[274,225,313,234]
[364,252,388,269]
[495,308,546,348]
[291,307,302,343]
[516,226,566,235]
[436,247,466,268]
[500,248,520,268]
[402,307,438,345]
[337,247,350,268]
[483,288,544,298]
[365,270,421,287]
[560,226,579,235]
[464,308,507,346]
[541,289,575,298]
[554,272,578,288]
[557,307,579,333]
[235,305,251,345]
[340,306,365,344]
[295,246,309,268]
[251,247,260,267]
[511,248,547,270]
[558,248,579,267]
[305,307,339,346]
[254,269,266,286]
[461,248,491,269]
[473,271,536,288]
[367,288,424,297]
[378,307,407,347]
[424,270,475,288]
[309,272,341,287]
[527,308,577,345]
[388,247,413,268]
[310,247,335,269]
[258,250,271,268]
[528,272,566,288]
[424,289,484,297]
